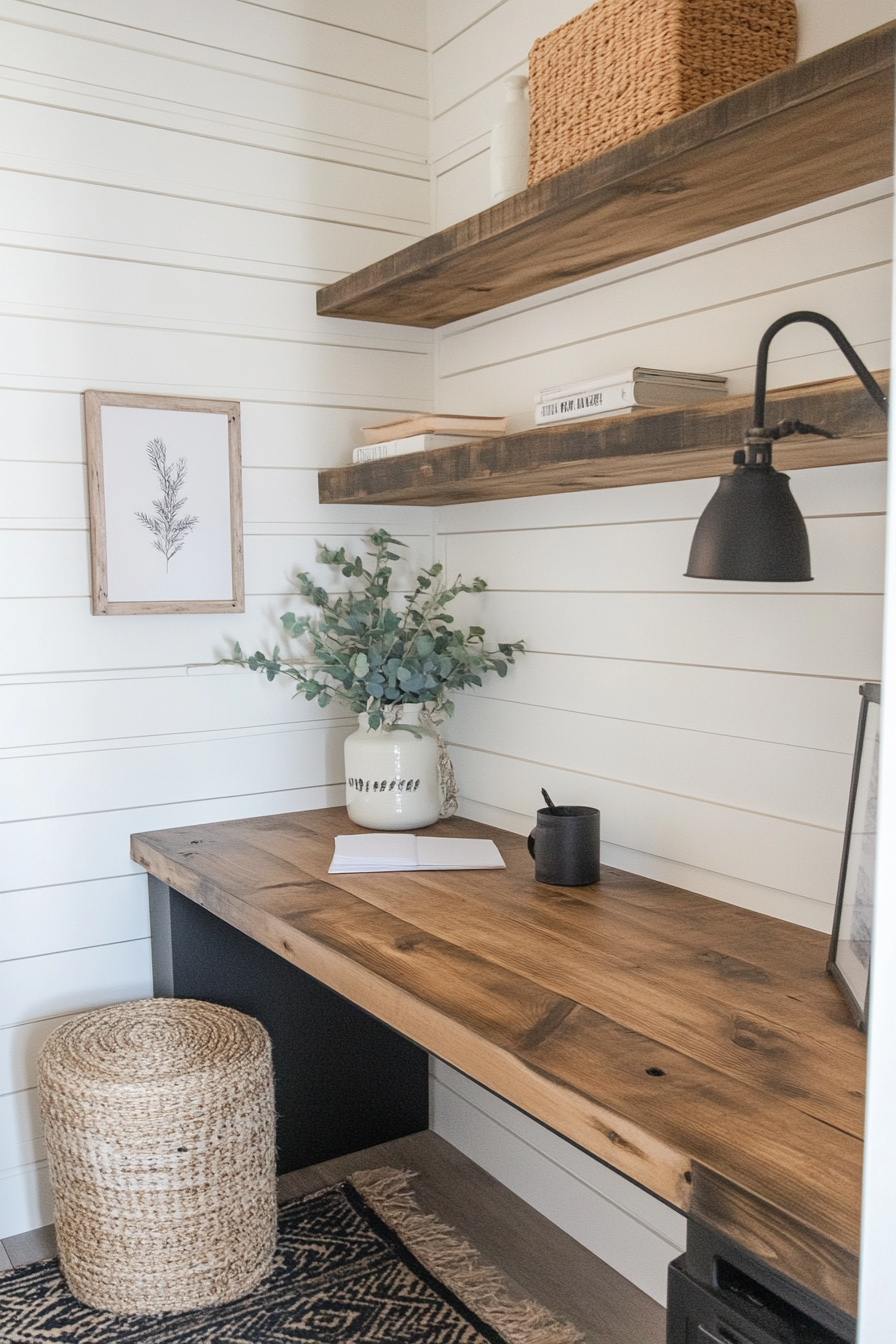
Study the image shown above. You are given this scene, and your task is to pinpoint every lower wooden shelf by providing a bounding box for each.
[318,372,888,508]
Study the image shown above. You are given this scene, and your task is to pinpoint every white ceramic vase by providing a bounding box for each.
[344,704,441,830]
[490,75,530,202]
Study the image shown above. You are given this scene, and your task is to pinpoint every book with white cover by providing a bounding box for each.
[352,434,475,464]
[535,378,727,426]
[537,367,727,403]
[329,833,505,873]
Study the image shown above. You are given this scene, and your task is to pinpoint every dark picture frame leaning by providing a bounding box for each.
[828,681,881,1032]
[84,390,244,616]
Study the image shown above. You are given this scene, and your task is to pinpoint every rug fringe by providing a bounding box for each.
[350,1167,584,1344]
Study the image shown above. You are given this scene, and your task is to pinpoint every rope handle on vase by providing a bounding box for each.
[418,705,459,819]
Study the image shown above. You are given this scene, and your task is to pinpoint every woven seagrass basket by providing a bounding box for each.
[38,998,277,1314]
[528,0,797,187]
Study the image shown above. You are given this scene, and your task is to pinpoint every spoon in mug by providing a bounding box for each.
[541,788,559,814]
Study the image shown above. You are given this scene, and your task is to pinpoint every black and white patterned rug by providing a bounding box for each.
[0,1179,573,1344]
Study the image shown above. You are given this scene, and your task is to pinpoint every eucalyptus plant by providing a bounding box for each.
[226,529,524,729]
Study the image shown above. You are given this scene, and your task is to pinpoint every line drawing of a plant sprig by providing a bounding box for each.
[135,437,199,570]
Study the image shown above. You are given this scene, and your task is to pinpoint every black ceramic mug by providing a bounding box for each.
[527,806,600,886]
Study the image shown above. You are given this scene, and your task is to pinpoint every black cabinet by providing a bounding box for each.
[148,878,429,1174]
[668,1223,855,1344]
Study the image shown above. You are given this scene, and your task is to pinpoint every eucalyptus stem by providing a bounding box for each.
[222,528,524,729]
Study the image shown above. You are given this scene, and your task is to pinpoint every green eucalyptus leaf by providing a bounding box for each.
[220,528,524,715]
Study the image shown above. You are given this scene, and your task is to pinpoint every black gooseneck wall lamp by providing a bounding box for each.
[685,311,889,582]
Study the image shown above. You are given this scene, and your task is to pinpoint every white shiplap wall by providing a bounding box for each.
[0,0,434,1238]
[428,0,893,1304]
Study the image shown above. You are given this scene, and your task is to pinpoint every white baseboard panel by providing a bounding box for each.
[0,1160,53,1241]
[429,1059,685,1305]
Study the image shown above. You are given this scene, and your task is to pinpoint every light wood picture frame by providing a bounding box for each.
[828,681,881,1032]
[84,390,244,615]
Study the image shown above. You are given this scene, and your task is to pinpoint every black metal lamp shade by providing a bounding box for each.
[686,311,888,582]
[686,460,811,581]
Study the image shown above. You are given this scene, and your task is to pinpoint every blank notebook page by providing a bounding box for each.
[329,834,505,873]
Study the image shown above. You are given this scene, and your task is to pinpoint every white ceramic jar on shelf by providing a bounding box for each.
[490,74,530,202]
[344,704,441,830]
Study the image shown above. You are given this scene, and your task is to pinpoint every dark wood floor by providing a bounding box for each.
[3,1131,665,1344]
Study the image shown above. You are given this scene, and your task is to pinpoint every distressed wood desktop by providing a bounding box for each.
[132,807,864,1322]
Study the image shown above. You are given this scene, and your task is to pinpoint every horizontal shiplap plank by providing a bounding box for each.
[1,875,149,962]
[0,938,152,1030]
[0,390,84,464]
[0,589,445,679]
[0,520,433,597]
[455,589,884,680]
[237,1,427,48]
[0,587,881,680]
[435,147,491,231]
[0,1089,44,1172]
[0,461,435,524]
[0,1015,77,1096]
[459,652,865,756]
[0,667,338,752]
[450,743,842,905]
[446,696,852,831]
[445,513,885,595]
[0,249,433,349]
[0,314,432,401]
[430,0,581,117]
[6,510,879,598]
[0,19,428,154]
[0,784,343,893]
[0,99,429,225]
[0,1161,53,1239]
[0,392,434,473]
[3,0,428,99]
[0,720,352,824]
[0,172,426,285]
[0,463,86,520]
[0,1161,53,1240]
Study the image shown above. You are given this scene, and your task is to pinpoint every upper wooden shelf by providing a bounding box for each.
[318,371,889,507]
[317,23,895,329]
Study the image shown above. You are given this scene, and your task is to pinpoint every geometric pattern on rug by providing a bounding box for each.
[0,1182,508,1343]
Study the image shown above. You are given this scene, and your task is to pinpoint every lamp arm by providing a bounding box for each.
[752,311,889,430]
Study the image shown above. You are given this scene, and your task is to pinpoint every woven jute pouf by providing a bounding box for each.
[37,998,277,1314]
[528,0,797,186]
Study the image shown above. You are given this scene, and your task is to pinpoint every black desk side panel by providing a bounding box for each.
[149,878,429,1173]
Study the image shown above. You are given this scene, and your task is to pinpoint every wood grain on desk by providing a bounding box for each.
[131,807,864,1315]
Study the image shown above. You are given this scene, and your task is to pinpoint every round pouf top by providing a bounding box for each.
[37,998,277,1315]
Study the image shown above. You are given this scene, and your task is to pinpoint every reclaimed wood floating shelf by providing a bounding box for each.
[318,372,889,508]
[316,23,895,328]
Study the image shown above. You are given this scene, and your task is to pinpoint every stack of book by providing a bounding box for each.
[535,368,727,426]
[352,413,506,464]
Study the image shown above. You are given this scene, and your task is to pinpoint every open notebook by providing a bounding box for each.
[329,833,505,874]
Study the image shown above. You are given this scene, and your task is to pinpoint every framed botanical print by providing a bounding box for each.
[828,681,881,1031]
[84,390,244,615]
